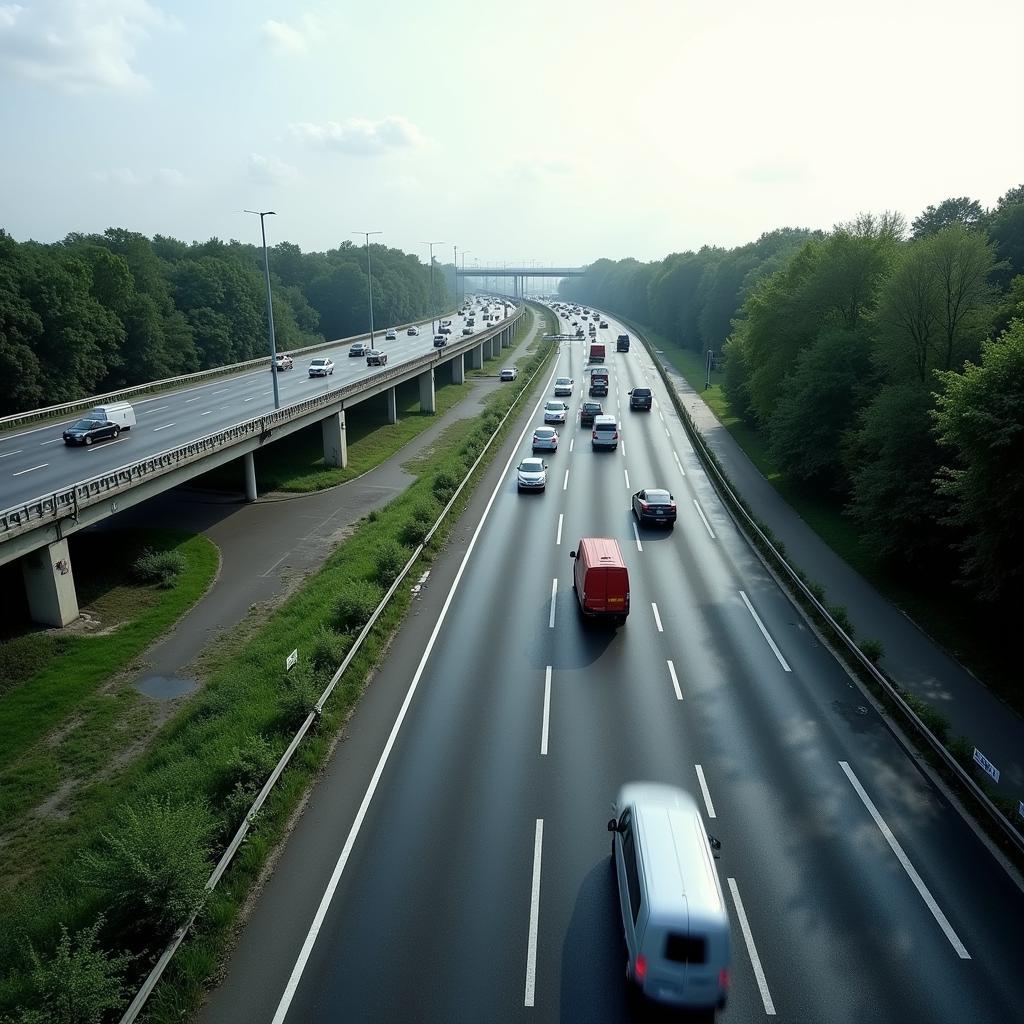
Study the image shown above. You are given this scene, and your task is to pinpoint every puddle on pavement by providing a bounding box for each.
[136,675,199,699]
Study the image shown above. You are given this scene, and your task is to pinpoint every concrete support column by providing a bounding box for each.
[470,344,484,369]
[22,537,79,627]
[418,368,436,413]
[243,451,258,502]
[385,386,398,424]
[451,353,465,384]
[489,335,499,360]
[322,410,348,468]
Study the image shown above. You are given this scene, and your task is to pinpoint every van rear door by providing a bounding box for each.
[604,566,629,615]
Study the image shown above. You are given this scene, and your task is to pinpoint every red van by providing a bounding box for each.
[570,538,630,622]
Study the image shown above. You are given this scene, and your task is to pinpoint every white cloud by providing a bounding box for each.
[0,0,175,93]
[248,153,300,186]
[260,18,309,55]
[289,116,427,156]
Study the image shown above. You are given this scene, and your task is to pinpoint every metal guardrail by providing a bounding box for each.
[625,316,1024,862]
[0,310,462,432]
[117,304,538,1023]
[0,312,521,543]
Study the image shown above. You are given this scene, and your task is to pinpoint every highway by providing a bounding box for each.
[0,300,508,510]
[198,308,1024,1023]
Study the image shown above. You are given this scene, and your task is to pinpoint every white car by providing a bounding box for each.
[384,328,397,341]
[500,367,518,381]
[308,357,334,377]
[532,427,558,452]
[349,342,368,357]
[517,457,547,492]
[554,377,574,397]
[407,326,420,336]
[544,400,568,424]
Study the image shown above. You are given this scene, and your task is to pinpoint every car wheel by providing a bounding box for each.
[112,427,120,438]
[85,435,93,445]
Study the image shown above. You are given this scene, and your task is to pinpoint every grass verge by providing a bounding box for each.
[0,308,554,1021]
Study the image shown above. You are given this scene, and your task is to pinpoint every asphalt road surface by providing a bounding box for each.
[198,314,1024,1023]
[0,297,508,510]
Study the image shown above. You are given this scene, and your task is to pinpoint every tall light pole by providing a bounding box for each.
[353,230,382,347]
[460,250,472,303]
[244,209,281,410]
[417,240,444,334]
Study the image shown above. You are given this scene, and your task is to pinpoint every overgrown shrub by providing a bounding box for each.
[309,625,349,673]
[5,917,131,1024]
[826,604,855,639]
[132,548,186,589]
[276,662,323,730]
[77,796,214,943]
[374,539,410,584]
[859,638,885,664]
[402,500,440,547]
[901,692,950,743]
[431,469,461,503]
[333,579,383,634]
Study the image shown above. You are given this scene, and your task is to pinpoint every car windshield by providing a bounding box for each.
[545,402,562,410]
[535,429,554,437]
[312,359,327,366]
[556,378,571,385]
[520,460,543,471]
[72,418,103,429]
[646,490,671,503]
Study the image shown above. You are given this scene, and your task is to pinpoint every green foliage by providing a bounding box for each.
[933,320,1024,602]
[373,539,411,584]
[4,917,131,1024]
[859,638,885,664]
[826,604,855,639]
[402,499,440,547]
[309,625,349,674]
[334,579,384,633]
[132,547,186,588]
[276,662,323,731]
[77,796,214,941]
[911,196,985,238]
[431,468,462,503]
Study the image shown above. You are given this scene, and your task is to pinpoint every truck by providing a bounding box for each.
[616,333,630,352]
[589,342,606,363]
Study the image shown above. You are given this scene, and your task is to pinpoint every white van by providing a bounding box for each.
[608,782,730,1012]
[88,402,136,430]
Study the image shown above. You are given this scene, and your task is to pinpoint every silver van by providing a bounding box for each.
[591,414,619,451]
[608,782,730,1012]
[88,401,136,430]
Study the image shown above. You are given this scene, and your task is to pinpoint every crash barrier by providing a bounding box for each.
[0,310,521,544]
[626,317,1024,865]
[116,303,542,1023]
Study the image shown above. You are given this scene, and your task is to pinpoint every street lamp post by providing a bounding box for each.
[460,250,472,303]
[417,240,444,335]
[353,231,382,347]
[244,209,281,410]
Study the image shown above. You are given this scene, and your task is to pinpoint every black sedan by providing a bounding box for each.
[63,416,120,446]
[579,401,603,426]
[631,488,677,527]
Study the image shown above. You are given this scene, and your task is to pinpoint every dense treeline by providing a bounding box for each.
[560,186,1024,606]
[0,229,452,415]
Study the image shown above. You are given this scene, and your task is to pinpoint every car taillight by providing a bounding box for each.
[719,967,730,990]
[639,500,648,509]
[592,429,597,439]
[635,955,648,981]
[613,432,618,440]
[670,502,677,510]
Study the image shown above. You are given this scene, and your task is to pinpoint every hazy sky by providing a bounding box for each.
[2,0,1022,269]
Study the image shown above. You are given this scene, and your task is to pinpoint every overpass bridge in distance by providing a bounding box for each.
[458,266,586,297]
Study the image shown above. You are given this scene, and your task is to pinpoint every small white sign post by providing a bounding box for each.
[286,649,298,672]
[972,747,1000,783]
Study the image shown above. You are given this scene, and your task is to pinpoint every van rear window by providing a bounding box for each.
[665,933,706,964]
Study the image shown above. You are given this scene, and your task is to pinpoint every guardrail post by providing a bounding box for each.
[243,452,258,502]
[385,386,398,425]
[321,410,348,468]
[418,368,436,414]
[451,353,465,385]
[21,537,79,626]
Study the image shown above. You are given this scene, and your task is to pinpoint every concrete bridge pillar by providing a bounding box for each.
[419,368,436,413]
[322,410,348,468]
[451,353,465,384]
[243,451,258,502]
[470,344,484,370]
[386,386,398,424]
[22,537,79,627]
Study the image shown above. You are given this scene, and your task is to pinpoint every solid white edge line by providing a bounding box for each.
[667,659,682,701]
[839,761,971,959]
[672,450,686,478]
[652,602,663,632]
[541,667,552,756]
[632,521,642,551]
[694,764,716,818]
[549,578,557,628]
[524,818,544,1006]
[270,352,560,1024]
[738,590,791,672]
[727,878,777,1014]
[556,513,563,546]
[693,497,716,538]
